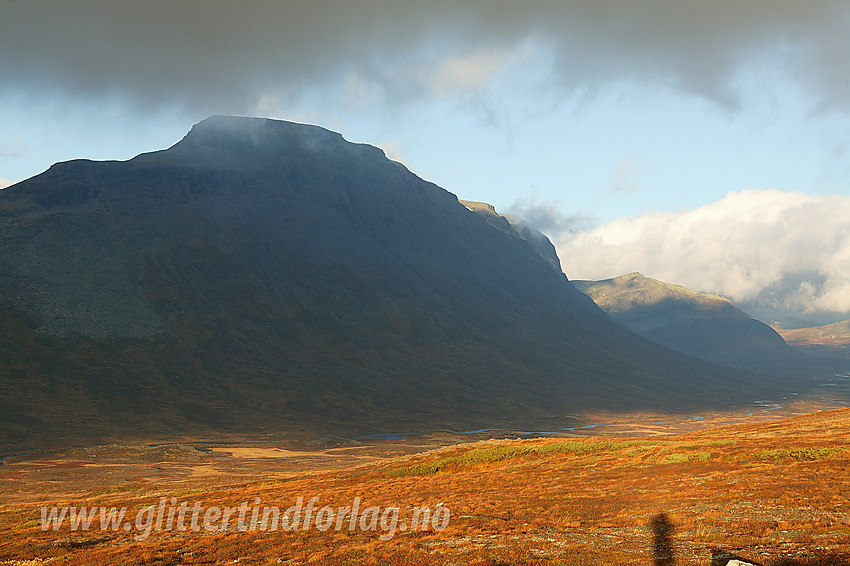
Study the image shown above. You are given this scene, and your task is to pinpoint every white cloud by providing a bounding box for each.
[0,178,14,189]
[556,189,850,315]
[508,199,591,240]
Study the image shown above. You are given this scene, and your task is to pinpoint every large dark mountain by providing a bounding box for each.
[0,116,782,447]
[573,272,799,370]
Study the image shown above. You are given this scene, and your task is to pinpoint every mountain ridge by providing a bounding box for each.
[458,200,563,274]
[573,272,798,370]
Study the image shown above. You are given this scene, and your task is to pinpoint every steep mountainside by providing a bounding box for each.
[0,117,782,447]
[458,200,562,274]
[573,272,798,369]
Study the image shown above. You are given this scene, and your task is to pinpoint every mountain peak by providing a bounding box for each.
[593,272,729,305]
[187,115,345,145]
[152,115,385,169]
[459,200,498,215]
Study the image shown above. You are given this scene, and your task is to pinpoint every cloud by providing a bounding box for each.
[426,48,517,96]
[610,156,655,193]
[556,189,850,315]
[0,178,14,189]
[0,139,25,158]
[508,199,590,240]
[1,2,849,114]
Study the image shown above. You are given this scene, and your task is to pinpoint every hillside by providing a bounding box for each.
[0,116,783,448]
[573,272,798,369]
[776,320,850,359]
[2,408,850,564]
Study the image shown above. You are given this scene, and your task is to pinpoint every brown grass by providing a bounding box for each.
[2,409,850,564]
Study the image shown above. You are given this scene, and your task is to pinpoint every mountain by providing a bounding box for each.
[775,320,850,359]
[458,200,562,274]
[572,272,798,369]
[0,116,783,447]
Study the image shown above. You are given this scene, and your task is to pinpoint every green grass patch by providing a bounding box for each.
[91,484,142,496]
[691,428,727,437]
[658,452,712,464]
[751,446,850,462]
[15,519,41,530]
[385,459,451,477]
[689,439,736,448]
[626,446,656,456]
[386,439,657,477]
[170,488,210,497]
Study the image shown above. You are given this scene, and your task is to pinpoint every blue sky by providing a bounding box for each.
[2,1,850,322]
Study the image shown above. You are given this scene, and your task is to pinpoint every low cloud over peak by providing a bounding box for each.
[556,189,850,317]
[508,199,590,240]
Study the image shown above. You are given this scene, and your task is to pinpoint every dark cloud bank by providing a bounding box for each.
[2,1,849,112]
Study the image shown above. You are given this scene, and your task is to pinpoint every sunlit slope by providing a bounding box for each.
[574,272,798,369]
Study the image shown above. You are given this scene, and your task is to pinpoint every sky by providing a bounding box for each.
[2,1,850,323]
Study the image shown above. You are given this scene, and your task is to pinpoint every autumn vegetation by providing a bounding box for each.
[2,409,850,565]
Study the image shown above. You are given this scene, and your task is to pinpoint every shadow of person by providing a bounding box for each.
[651,512,676,566]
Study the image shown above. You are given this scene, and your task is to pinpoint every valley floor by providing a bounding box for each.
[2,400,850,565]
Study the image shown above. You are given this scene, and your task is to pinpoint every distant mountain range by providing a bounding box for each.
[775,320,850,359]
[572,273,799,370]
[0,116,785,447]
